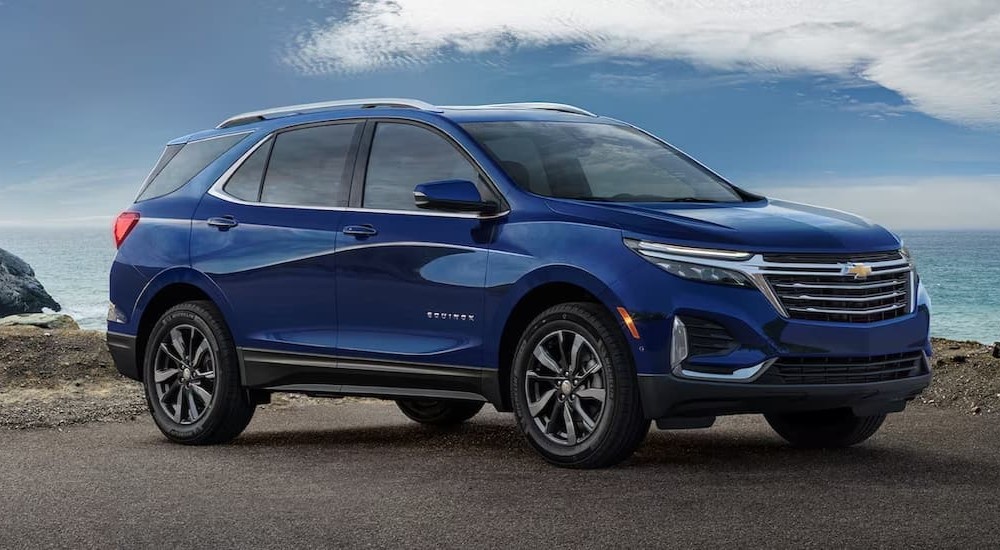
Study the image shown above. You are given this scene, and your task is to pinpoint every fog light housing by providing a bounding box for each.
[670,316,689,371]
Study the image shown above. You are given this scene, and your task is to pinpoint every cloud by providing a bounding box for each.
[752,176,1000,229]
[0,165,144,224]
[285,0,1000,127]
[589,71,761,94]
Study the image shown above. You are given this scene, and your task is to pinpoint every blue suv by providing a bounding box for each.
[107,99,932,468]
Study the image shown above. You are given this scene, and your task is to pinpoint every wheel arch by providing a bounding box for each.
[132,268,236,381]
[487,266,630,411]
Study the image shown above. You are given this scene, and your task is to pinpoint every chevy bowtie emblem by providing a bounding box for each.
[843,262,873,279]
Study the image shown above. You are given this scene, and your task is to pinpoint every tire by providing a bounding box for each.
[142,300,255,445]
[765,409,886,449]
[511,302,650,468]
[396,399,485,426]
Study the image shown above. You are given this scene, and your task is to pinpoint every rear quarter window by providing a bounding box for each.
[136,132,249,202]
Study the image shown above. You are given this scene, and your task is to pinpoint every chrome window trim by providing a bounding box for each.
[207,125,510,220]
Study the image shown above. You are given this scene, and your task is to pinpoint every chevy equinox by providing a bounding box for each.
[107,99,932,468]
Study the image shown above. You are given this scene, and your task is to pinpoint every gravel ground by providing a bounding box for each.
[921,337,1000,415]
[1,327,998,429]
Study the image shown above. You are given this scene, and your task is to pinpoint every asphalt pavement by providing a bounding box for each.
[1,400,997,549]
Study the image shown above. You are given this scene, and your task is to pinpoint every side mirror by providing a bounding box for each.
[414,179,498,214]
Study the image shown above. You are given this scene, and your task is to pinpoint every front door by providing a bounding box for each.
[334,120,499,395]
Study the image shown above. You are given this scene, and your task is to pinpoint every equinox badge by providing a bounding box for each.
[427,311,476,322]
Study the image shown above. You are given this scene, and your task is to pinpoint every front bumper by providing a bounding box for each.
[610,250,933,418]
[638,369,931,419]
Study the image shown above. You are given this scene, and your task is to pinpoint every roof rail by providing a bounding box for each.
[444,102,598,117]
[216,98,438,128]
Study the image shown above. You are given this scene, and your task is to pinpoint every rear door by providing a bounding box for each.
[192,121,363,385]
[333,120,500,395]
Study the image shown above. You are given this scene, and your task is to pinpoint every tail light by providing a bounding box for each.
[113,212,140,248]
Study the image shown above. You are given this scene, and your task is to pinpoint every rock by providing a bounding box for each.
[0,248,60,316]
[951,355,967,364]
[992,342,999,359]
[0,313,80,330]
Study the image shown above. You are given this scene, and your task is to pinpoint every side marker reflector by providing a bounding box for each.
[616,307,641,340]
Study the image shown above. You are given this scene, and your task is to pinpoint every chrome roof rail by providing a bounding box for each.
[217,98,438,128]
[443,102,598,117]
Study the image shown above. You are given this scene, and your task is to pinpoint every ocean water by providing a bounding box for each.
[0,226,997,343]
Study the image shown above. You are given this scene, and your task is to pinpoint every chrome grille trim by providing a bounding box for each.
[783,291,906,302]
[786,303,907,315]
[772,280,904,290]
[760,253,913,322]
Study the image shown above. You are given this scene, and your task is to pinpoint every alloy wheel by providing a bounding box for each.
[152,324,217,425]
[524,329,607,446]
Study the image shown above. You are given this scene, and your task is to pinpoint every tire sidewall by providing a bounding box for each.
[511,309,624,461]
[143,305,232,442]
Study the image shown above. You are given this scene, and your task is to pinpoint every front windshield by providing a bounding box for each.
[461,121,743,203]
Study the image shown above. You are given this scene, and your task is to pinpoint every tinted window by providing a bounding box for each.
[462,121,743,203]
[363,123,480,211]
[260,124,359,207]
[137,133,247,201]
[223,138,271,202]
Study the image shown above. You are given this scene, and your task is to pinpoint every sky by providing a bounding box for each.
[1,0,999,229]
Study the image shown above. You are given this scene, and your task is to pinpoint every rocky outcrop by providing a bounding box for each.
[0,313,79,330]
[0,248,61,317]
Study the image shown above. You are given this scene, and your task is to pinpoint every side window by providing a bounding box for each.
[222,138,272,202]
[363,123,480,211]
[137,133,247,201]
[260,123,360,207]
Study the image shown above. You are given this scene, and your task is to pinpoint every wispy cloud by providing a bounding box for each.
[752,176,1000,230]
[285,0,1000,127]
[0,165,143,224]
[589,71,761,94]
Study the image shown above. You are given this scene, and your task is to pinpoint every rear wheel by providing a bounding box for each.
[765,409,886,448]
[511,302,649,468]
[396,399,484,426]
[142,301,255,444]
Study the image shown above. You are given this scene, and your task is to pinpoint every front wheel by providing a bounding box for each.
[396,399,484,426]
[511,303,650,468]
[765,409,886,448]
[142,301,255,445]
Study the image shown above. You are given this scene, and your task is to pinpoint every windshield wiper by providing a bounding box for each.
[661,197,725,203]
[566,196,615,202]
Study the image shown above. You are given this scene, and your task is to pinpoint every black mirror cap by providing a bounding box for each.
[414,179,499,214]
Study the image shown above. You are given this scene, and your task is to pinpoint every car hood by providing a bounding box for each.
[545,198,901,253]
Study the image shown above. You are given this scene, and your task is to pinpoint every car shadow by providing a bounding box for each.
[215,415,999,486]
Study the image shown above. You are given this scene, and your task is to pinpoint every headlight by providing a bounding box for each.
[625,239,754,287]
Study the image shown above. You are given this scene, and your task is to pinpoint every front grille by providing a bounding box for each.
[683,317,737,357]
[760,251,913,323]
[759,352,925,385]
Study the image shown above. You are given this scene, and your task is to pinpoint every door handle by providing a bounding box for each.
[207,216,239,231]
[342,224,378,237]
